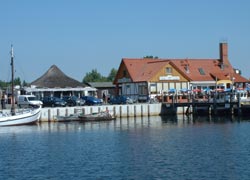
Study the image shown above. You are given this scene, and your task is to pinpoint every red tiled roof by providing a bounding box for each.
[123,58,170,82]
[170,59,234,81]
[232,73,249,83]
[120,58,248,83]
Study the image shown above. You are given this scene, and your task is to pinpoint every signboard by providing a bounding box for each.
[159,75,180,81]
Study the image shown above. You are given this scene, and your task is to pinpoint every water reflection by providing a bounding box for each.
[36,117,162,133]
[160,114,247,126]
[38,114,250,132]
[1,115,249,135]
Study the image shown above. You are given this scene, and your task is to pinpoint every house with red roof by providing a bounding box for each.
[114,43,248,102]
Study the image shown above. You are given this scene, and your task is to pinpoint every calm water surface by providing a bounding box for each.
[1,115,250,180]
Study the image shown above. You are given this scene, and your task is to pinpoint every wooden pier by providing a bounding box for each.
[161,92,250,116]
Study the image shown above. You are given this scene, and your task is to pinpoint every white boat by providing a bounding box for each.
[0,107,41,126]
[0,45,41,126]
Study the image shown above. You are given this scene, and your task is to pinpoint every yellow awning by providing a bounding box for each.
[216,80,232,84]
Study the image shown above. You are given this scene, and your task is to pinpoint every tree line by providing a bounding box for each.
[0,78,28,90]
[82,68,117,83]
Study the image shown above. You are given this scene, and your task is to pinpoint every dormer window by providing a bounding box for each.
[184,64,190,73]
[166,67,172,74]
[198,68,205,75]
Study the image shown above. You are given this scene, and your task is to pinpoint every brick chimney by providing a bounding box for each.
[219,42,230,69]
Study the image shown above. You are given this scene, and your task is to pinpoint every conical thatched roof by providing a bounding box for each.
[30,65,85,88]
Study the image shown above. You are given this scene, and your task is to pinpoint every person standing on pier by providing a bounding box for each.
[1,94,6,109]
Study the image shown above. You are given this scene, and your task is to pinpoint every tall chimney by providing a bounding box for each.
[219,42,230,69]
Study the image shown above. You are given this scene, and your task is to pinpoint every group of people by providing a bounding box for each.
[1,93,7,109]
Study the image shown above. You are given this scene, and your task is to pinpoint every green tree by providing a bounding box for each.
[0,77,23,89]
[82,69,107,83]
[0,80,7,89]
[82,68,118,83]
[22,80,28,87]
[13,77,21,86]
[107,68,117,82]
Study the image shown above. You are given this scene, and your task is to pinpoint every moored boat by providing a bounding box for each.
[0,45,41,126]
[0,107,41,126]
[56,113,81,122]
[78,111,116,122]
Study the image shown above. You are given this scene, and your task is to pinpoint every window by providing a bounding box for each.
[150,83,157,93]
[123,70,127,77]
[198,68,205,75]
[166,67,172,74]
[184,65,189,73]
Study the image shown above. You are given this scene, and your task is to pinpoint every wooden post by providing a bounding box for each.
[148,104,150,116]
[65,108,68,116]
[208,105,212,115]
[134,105,136,117]
[141,104,143,117]
[127,105,129,117]
[237,93,242,116]
[48,109,51,122]
[113,106,116,117]
[119,106,122,118]
[213,93,217,115]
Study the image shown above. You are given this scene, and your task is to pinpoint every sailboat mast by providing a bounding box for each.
[10,45,15,115]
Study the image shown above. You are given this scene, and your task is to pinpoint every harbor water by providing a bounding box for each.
[1,115,250,180]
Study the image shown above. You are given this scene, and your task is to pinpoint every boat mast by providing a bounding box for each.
[10,45,15,115]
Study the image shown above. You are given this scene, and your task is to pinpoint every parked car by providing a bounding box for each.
[108,95,133,104]
[41,96,67,107]
[17,95,43,108]
[62,96,85,106]
[81,96,102,106]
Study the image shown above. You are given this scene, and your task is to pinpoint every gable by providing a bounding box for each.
[150,63,189,82]
[114,60,132,84]
[114,58,190,83]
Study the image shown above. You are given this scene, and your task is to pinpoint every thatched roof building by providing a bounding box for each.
[23,65,97,98]
[31,65,85,88]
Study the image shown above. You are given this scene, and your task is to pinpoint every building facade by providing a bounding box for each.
[114,43,249,102]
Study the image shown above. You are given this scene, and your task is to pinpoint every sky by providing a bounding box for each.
[0,0,249,83]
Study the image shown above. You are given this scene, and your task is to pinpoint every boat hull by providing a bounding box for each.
[79,112,116,122]
[56,114,80,122]
[0,108,41,126]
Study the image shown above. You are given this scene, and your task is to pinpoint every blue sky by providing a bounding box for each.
[0,0,249,82]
